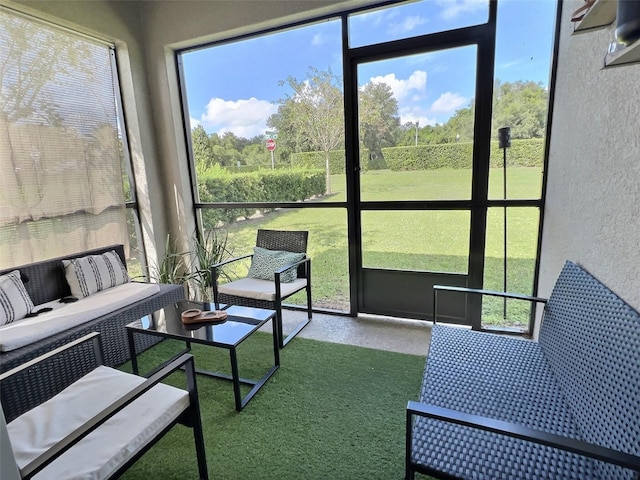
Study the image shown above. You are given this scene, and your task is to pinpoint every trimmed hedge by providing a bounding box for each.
[290,139,543,173]
[222,165,292,173]
[291,148,371,173]
[383,138,545,171]
[198,169,325,226]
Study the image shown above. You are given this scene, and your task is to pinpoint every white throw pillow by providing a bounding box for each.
[63,251,130,298]
[0,270,34,325]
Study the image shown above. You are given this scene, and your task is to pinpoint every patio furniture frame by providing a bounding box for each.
[407,261,640,479]
[1,332,209,480]
[211,229,312,348]
[127,302,280,411]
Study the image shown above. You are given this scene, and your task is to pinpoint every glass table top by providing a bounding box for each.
[128,300,276,348]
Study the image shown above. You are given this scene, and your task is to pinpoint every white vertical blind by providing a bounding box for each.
[0,9,127,268]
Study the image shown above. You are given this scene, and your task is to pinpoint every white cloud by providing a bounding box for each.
[500,60,521,69]
[438,0,487,21]
[368,70,427,103]
[354,9,393,29]
[430,92,468,114]
[312,33,326,46]
[365,71,467,125]
[400,109,438,128]
[388,15,428,35]
[199,97,277,138]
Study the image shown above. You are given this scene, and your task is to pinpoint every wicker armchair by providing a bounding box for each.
[211,229,312,348]
[1,333,209,479]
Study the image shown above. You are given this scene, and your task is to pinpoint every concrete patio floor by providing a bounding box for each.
[280,309,432,357]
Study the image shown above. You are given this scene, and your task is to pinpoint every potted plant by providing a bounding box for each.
[148,234,192,286]
[187,228,233,301]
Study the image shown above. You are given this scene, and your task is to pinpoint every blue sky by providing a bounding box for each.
[182,0,556,139]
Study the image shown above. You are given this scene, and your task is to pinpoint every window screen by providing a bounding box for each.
[0,9,130,269]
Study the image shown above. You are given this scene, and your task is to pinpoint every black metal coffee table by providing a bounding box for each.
[126,300,279,411]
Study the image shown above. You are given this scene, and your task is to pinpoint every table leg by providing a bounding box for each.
[272,316,280,367]
[127,330,139,375]
[229,348,242,411]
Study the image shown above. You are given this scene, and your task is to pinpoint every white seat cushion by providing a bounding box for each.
[0,282,160,352]
[218,277,307,302]
[7,366,189,480]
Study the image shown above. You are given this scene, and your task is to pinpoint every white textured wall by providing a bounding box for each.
[536,0,640,335]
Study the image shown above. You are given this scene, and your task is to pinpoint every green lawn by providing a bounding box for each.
[209,167,542,330]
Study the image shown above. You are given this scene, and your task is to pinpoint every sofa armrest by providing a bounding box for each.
[406,401,640,472]
[432,285,547,324]
[0,333,104,382]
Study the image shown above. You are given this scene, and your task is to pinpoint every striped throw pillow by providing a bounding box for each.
[63,251,130,298]
[0,270,34,325]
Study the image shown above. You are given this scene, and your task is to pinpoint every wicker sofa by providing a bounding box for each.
[0,245,184,422]
[406,261,640,479]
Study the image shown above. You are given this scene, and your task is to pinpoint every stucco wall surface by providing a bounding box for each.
[537,0,640,335]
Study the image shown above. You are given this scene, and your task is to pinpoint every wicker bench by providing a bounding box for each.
[406,261,640,479]
[0,245,184,422]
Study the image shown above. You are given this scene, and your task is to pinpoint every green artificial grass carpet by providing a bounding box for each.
[119,333,426,479]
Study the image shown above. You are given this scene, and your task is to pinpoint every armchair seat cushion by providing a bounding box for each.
[218,277,307,302]
[7,365,189,480]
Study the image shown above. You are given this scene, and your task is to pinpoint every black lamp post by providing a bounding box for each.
[498,127,511,319]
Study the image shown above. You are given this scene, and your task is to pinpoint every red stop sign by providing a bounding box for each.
[266,139,276,151]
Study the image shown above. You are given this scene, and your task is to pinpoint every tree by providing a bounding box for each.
[358,81,401,168]
[273,67,344,194]
[267,99,313,165]
[0,15,93,125]
[191,125,215,174]
[442,100,475,143]
[243,143,272,167]
[492,80,548,139]
[211,144,242,168]
[398,81,547,146]
[207,132,243,167]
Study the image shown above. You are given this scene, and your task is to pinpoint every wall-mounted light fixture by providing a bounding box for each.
[616,0,640,45]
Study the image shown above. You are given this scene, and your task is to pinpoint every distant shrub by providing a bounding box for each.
[383,139,545,171]
[198,168,325,226]
[291,148,372,173]
[488,139,544,167]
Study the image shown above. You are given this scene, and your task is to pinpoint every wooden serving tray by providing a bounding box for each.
[181,308,228,324]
